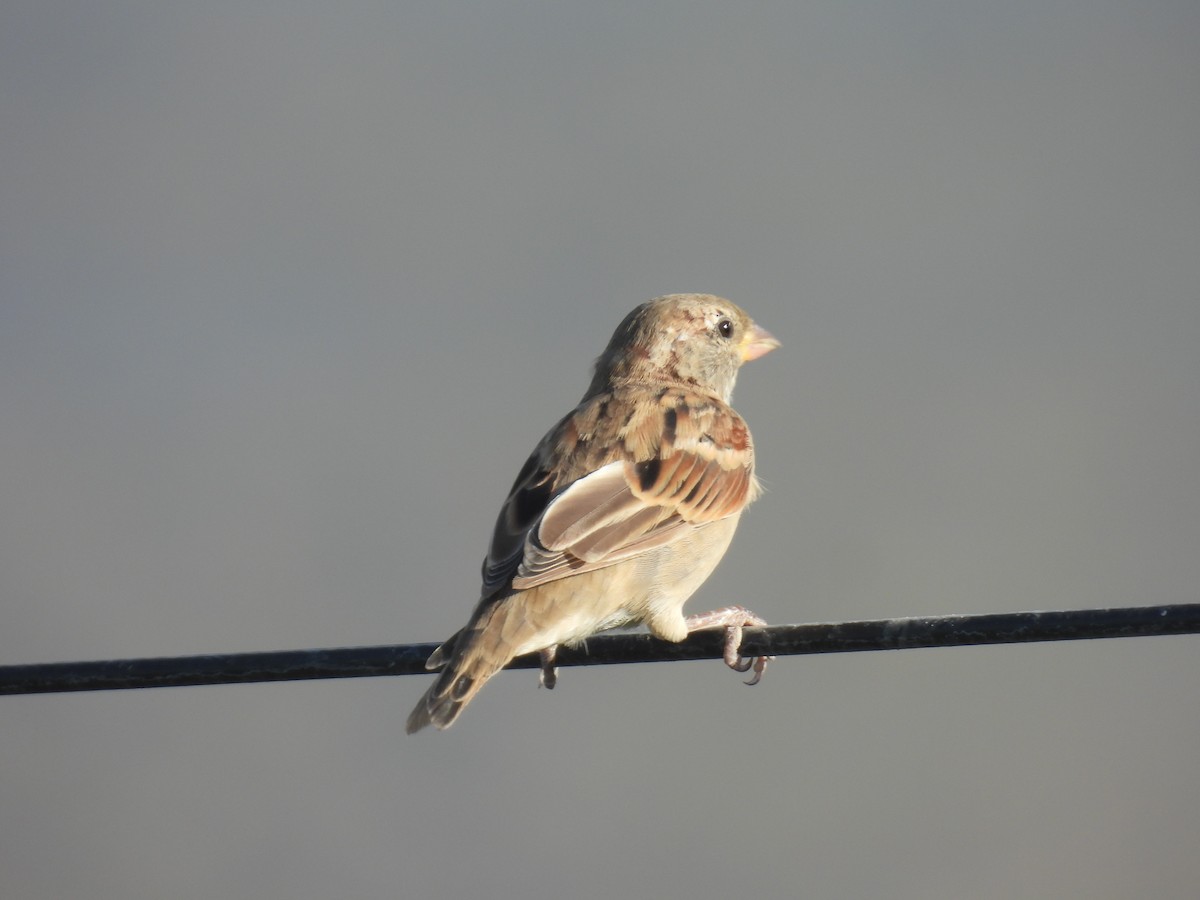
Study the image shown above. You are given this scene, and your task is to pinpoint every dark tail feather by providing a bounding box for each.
[405,607,518,733]
[405,646,509,733]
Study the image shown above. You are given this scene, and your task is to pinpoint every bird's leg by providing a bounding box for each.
[538,646,559,690]
[684,605,773,685]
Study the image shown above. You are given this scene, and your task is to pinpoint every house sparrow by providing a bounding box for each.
[406,294,779,733]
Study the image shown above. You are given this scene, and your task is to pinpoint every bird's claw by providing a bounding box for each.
[684,605,773,686]
[538,647,558,690]
[741,653,771,686]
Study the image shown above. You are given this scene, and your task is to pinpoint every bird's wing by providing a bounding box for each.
[479,389,758,593]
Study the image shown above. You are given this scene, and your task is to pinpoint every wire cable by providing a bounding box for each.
[2,603,1196,696]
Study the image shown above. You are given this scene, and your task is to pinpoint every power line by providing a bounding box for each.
[1,603,1197,696]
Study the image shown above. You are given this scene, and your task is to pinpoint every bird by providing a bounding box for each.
[406,293,780,733]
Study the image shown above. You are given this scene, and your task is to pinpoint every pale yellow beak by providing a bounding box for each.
[740,321,781,362]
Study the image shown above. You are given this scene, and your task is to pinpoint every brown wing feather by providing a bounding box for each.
[504,386,758,592]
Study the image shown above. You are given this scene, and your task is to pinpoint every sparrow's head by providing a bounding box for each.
[588,294,780,402]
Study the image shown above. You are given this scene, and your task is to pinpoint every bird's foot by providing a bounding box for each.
[538,646,559,690]
[684,605,773,685]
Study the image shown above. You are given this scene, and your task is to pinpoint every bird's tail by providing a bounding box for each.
[405,602,525,734]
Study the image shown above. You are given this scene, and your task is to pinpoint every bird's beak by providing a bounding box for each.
[740,322,781,362]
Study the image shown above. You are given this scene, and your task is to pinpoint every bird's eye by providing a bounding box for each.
[717,318,735,338]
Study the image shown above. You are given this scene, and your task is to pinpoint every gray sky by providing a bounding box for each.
[3,3,1199,898]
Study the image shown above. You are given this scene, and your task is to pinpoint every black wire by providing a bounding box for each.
[2,603,1197,696]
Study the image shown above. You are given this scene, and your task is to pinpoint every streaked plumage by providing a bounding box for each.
[407,294,779,733]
